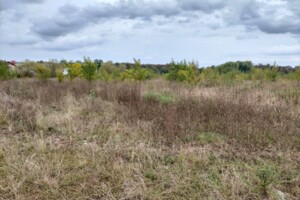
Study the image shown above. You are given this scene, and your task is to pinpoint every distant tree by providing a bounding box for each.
[121,59,153,81]
[218,62,239,74]
[68,63,82,80]
[35,63,51,80]
[237,61,253,73]
[98,61,124,81]
[166,60,200,84]
[18,61,35,77]
[94,59,103,70]
[82,57,97,81]
[56,69,64,83]
[265,68,278,82]
[0,61,9,79]
[47,59,60,78]
[294,68,300,85]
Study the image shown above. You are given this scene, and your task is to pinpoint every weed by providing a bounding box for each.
[255,164,277,195]
[143,92,176,104]
[0,79,299,199]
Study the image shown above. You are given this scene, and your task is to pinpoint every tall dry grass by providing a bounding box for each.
[0,79,299,199]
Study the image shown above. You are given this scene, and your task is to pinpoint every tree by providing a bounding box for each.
[35,63,51,80]
[0,61,9,79]
[294,68,300,85]
[56,69,64,83]
[68,62,82,80]
[82,57,97,81]
[166,60,200,84]
[218,62,239,74]
[121,59,153,81]
[98,61,124,81]
[94,59,103,70]
[266,68,278,82]
[19,61,35,77]
[237,61,253,73]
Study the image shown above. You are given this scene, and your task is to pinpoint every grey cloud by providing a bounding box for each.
[178,0,226,13]
[226,0,300,35]
[5,38,38,46]
[30,0,227,39]
[29,0,300,40]
[0,0,44,11]
[287,0,300,17]
[255,20,300,34]
[40,38,105,51]
[31,14,88,39]
[82,1,179,21]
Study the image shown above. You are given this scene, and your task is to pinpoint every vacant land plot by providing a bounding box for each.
[0,79,299,199]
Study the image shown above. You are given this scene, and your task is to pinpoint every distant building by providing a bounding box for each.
[6,60,17,70]
[63,68,68,76]
[6,60,17,71]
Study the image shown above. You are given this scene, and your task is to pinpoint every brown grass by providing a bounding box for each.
[0,79,299,199]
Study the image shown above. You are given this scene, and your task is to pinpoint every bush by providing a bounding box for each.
[121,59,153,81]
[166,61,200,84]
[0,61,17,80]
[35,63,51,80]
[218,62,239,74]
[56,69,64,83]
[18,61,35,78]
[68,63,82,80]
[0,61,10,79]
[98,61,125,81]
[266,68,278,82]
[82,57,97,81]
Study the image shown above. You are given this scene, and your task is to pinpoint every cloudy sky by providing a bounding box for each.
[0,0,299,66]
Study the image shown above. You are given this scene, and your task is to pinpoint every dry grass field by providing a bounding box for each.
[0,79,299,199]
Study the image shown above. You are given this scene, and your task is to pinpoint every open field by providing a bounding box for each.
[0,79,299,199]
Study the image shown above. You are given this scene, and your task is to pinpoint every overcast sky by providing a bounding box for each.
[0,0,299,66]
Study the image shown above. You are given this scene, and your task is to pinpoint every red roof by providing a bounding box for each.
[7,60,16,66]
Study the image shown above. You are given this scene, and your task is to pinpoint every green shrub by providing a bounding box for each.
[82,57,97,81]
[68,62,82,80]
[256,165,276,195]
[121,59,153,81]
[0,61,16,80]
[98,61,125,81]
[218,62,239,74]
[266,68,278,82]
[56,69,64,83]
[35,63,51,80]
[294,68,300,82]
[166,61,200,84]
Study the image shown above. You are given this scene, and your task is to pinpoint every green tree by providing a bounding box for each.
[237,61,253,73]
[121,59,153,81]
[18,61,35,77]
[98,61,124,81]
[82,57,97,81]
[94,59,103,70]
[35,63,51,80]
[166,60,200,84]
[249,68,266,81]
[0,61,9,79]
[218,62,239,74]
[294,68,300,85]
[68,62,82,80]
[56,69,64,83]
[266,68,278,82]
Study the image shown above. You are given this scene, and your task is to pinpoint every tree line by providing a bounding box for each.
[1,58,299,84]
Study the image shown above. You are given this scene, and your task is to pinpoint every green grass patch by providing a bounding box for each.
[143,92,177,104]
[194,132,226,144]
